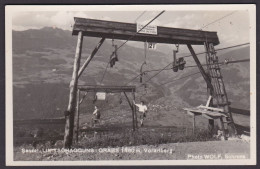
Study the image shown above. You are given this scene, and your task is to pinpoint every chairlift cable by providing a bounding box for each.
[157,59,250,87]
[117,10,165,51]
[140,43,250,85]
[125,57,250,86]
[134,11,147,23]
[200,11,237,30]
[100,10,165,84]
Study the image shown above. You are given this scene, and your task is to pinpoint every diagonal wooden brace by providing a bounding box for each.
[187,44,214,91]
[78,38,106,78]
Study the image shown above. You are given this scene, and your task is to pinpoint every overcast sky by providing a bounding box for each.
[11,9,250,50]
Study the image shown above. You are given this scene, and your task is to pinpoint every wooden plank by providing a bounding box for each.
[184,108,227,117]
[73,19,218,39]
[74,17,217,37]
[184,108,201,115]
[64,31,83,148]
[187,111,194,116]
[205,96,212,107]
[198,105,224,112]
[72,17,219,45]
[202,114,215,119]
[206,111,227,117]
[78,85,136,93]
[75,27,217,44]
[78,38,105,77]
[184,108,205,114]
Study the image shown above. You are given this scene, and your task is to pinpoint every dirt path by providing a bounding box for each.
[14,140,249,161]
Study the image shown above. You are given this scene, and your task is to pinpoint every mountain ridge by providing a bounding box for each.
[12,27,250,119]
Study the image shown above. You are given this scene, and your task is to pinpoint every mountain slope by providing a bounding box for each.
[12,27,250,120]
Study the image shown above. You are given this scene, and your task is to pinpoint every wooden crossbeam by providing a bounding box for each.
[78,85,136,93]
[72,17,219,45]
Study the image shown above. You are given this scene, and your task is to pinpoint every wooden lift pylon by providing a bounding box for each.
[74,85,137,143]
[63,17,234,148]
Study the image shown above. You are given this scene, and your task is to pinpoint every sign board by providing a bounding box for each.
[147,42,157,50]
[136,23,157,35]
[96,92,106,100]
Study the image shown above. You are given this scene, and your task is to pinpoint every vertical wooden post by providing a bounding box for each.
[208,119,214,134]
[64,31,83,148]
[132,91,138,129]
[75,89,80,143]
[123,92,135,131]
[131,90,135,131]
[132,101,136,131]
[224,105,237,136]
[220,117,227,140]
[192,115,195,134]
[206,97,214,135]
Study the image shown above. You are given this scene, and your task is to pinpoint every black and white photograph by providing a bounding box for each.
[5,5,256,165]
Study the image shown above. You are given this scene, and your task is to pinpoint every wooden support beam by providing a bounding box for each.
[72,17,219,45]
[79,92,87,105]
[187,44,214,92]
[78,38,105,78]
[132,90,138,129]
[225,109,237,137]
[205,96,212,107]
[123,92,133,111]
[220,117,227,140]
[123,92,135,131]
[208,119,214,134]
[64,31,83,148]
[193,114,195,134]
